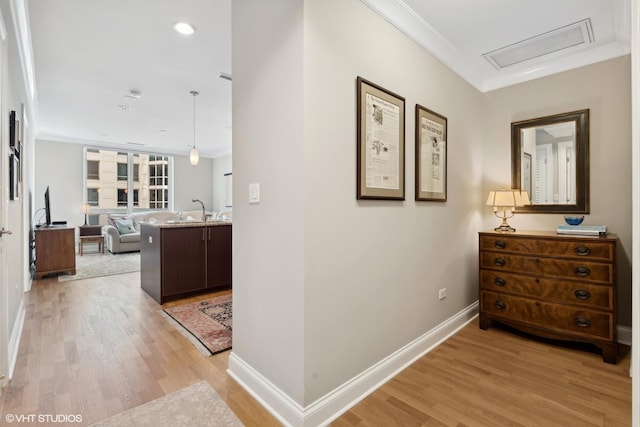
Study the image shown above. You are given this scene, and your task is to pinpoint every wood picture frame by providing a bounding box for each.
[356,77,405,200]
[415,104,447,201]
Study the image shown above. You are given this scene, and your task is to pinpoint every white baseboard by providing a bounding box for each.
[7,299,25,380]
[618,325,632,346]
[227,302,479,427]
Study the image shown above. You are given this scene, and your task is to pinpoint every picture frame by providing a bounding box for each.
[9,110,18,152]
[356,77,405,200]
[9,153,19,201]
[415,104,447,201]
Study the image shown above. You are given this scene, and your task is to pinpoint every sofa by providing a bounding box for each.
[102,210,219,253]
[103,211,179,254]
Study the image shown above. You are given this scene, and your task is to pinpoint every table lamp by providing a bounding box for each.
[486,189,529,232]
[81,204,92,225]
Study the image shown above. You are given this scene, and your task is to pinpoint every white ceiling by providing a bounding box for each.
[27,0,232,158]
[26,0,630,157]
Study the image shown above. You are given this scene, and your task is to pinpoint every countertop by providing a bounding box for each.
[141,220,232,229]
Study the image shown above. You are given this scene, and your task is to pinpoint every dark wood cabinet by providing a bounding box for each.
[478,230,618,363]
[140,223,231,304]
[34,227,76,279]
[207,225,231,289]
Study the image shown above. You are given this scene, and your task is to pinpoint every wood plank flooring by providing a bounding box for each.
[0,271,631,426]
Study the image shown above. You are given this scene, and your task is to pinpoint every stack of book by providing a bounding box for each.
[556,224,607,237]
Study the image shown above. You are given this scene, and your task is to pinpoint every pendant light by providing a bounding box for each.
[189,90,200,165]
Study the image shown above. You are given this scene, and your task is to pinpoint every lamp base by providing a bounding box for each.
[494,224,516,232]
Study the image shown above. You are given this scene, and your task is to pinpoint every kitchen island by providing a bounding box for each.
[140,221,231,304]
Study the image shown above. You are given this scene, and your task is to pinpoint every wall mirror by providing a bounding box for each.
[511,109,589,214]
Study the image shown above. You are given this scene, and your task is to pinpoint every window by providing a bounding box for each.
[84,148,172,210]
[87,161,99,180]
[117,162,128,181]
[117,189,127,206]
[87,189,99,206]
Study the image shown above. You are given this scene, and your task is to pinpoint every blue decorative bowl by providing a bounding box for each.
[564,216,585,226]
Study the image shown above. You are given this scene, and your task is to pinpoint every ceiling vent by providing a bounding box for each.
[483,19,594,69]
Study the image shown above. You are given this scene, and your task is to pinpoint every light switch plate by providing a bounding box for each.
[249,183,260,203]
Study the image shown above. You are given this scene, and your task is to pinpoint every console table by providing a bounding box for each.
[34,226,76,279]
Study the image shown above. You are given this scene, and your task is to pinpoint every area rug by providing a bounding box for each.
[161,293,232,356]
[58,251,140,282]
[89,380,243,426]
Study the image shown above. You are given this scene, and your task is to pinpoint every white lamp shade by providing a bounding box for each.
[190,146,199,165]
[486,190,529,207]
[80,204,92,214]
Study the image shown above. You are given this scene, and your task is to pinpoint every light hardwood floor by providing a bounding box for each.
[0,271,631,426]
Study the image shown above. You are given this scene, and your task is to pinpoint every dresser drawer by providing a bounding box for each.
[481,290,613,340]
[480,252,613,284]
[480,270,612,310]
[479,235,614,262]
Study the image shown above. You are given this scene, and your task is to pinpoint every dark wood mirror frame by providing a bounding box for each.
[511,109,590,214]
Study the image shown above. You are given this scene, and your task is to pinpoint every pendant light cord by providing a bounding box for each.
[191,91,198,149]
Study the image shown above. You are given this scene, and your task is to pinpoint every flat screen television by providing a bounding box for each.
[44,186,51,226]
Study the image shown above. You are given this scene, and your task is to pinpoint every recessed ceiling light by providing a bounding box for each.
[124,90,142,100]
[173,22,195,35]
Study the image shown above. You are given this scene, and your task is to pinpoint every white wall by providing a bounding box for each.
[232,0,306,405]
[483,56,633,326]
[230,0,484,416]
[302,0,484,406]
[213,153,232,212]
[173,154,214,212]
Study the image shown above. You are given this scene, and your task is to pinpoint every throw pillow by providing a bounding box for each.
[115,219,137,235]
[108,214,130,228]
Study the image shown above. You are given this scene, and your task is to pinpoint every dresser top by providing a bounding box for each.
[479,230,617,241]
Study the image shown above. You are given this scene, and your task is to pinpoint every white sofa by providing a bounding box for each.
[103,211,180,254]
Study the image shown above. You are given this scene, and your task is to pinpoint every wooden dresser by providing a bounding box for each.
[478,230,618,363]
[34,226,76,279]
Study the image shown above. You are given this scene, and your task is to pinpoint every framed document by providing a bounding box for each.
[415,104,447,201]
[356,77,405,200]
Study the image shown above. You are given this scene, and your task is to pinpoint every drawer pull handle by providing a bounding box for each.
[574,289,591,300]
[575,316,591,328]
[494,258,506,267]
[494,240,506,249]
[494,278,506,287]
[574,245,591,256]
[494,300,506,310]
[573,266,591,277]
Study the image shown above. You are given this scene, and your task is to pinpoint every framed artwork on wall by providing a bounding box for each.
[9,153,19,201]
[356,76,405,200]
[415,104,447,201]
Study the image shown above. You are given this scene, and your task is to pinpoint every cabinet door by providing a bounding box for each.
[207,225,231,289]
[161,227,206,297]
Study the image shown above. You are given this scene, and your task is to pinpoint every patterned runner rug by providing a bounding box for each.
[161,293,232,356]
[58,251,140,282]
[89,380,243,426]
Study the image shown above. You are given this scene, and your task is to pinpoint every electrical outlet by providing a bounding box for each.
[438,288,447,300]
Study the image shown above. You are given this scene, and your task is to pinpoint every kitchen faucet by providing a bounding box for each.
[192,198,206,221]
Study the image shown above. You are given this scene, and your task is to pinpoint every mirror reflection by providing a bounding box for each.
[520,121,576,205]
[511,109,589,214]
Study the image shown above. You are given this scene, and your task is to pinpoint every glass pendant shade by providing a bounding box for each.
[190,146,199,165]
